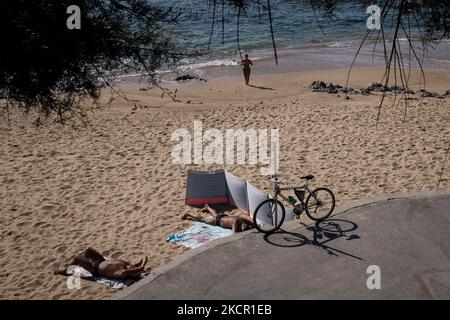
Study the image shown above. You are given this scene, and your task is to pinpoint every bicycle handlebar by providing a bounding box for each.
[267,174,311,186]
[266,175,282,184]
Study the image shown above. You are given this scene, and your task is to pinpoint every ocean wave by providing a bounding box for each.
[178,58,239,71]
[328,41,356,48]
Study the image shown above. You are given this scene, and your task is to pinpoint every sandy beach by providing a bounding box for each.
[1,66,449,299]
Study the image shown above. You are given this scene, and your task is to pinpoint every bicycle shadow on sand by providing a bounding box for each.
[263,218,364,261]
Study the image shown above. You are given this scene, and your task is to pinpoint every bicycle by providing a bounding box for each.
[253,174,335,234]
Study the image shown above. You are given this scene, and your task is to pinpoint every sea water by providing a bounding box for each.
[146,0,450,79]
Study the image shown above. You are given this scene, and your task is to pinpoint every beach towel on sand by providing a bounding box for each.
[167,222,233,249]
[65,265,140,289]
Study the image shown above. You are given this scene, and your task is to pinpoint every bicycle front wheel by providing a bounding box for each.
[253,199,285,234]
[305,187,335,221]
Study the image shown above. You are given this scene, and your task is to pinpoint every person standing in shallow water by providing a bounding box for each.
[241,54,253,85]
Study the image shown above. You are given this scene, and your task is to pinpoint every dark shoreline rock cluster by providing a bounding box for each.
[309,80,450,99]
[175,74,207,82]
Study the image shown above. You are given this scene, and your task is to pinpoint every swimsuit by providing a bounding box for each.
[215,213,227,226]
[92,259,103,276]
[242,62,251,82]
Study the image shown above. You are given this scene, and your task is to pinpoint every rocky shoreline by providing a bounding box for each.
[309,80,450,99]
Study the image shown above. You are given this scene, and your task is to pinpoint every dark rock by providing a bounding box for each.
[327,83,338,94]
[389,85,402,92]
[310,81,376,96]
[175,74,207,82]
[366,82,384,92]
[421,90,442,98]
[310,81,340,93]
[311,80,327,90]
[360,88,371,96]
[338,87,354,94]
[444,90,450,96]
[176,74,196,81]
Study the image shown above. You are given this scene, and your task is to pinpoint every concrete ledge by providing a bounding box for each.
[112,189,450,300]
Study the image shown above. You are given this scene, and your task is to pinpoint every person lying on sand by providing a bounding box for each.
[182,204,254,233]
[54,247,147,280]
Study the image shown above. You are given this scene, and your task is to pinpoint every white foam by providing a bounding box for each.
[328,41,355,48]
[178,58,238,71]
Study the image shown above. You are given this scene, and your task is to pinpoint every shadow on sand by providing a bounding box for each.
[248,84,275,90]
[263,218,363,261]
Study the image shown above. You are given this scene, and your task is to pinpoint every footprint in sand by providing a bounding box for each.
[33,221,47,228]
[110,251,123,259]
[84,204,97,210]
[16,221,30,228]
[42,258,56,266]
[41,205,55,212]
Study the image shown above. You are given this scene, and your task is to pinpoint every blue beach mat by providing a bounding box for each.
[167,222,233,249]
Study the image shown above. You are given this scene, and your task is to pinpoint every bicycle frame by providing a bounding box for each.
[254,175,335,232]
[271,179,313,208]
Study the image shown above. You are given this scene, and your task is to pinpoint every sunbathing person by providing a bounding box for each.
[182,204,254,233]
[54,247,147,280]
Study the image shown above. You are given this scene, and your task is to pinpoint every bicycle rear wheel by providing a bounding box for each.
[305,187,335,221]
[253,199,285,234]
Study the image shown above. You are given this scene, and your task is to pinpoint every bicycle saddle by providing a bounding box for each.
[301,174,315,180]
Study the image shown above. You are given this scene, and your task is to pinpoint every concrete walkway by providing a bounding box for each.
[114,191,450,300]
